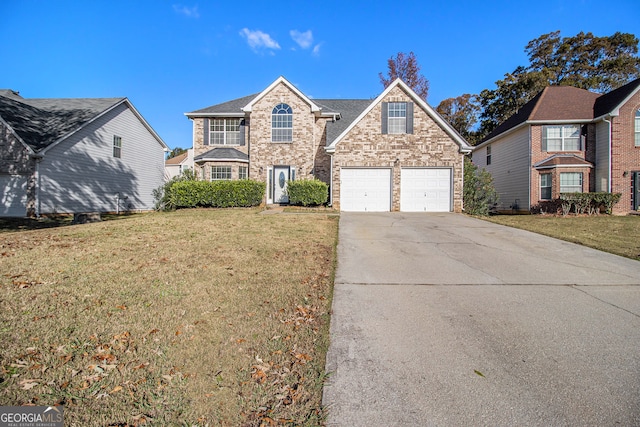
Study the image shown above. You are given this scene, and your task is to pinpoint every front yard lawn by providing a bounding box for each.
[483,214,640,261]
[0,208,338,425]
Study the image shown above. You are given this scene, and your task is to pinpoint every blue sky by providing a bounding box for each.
[1,0,639,151]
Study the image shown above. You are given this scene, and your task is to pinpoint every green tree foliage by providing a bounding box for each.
[463,157,498,216]
[477,31,640,139]
[379,51,430,101]
[435,94,481,144]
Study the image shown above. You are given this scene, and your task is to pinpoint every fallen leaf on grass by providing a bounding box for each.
[110,385,123,393]
[19,379,39,390]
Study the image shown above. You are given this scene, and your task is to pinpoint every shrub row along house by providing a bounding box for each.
[185,76,471,212]
[0,90,168,217]
[472,78,640,214]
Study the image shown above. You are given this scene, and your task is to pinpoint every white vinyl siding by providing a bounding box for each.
[472,126,530,211]
[0,175,28,217]
[595,121,611,192]
[38,102,165,214]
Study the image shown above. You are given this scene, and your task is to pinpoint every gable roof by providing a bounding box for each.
[314,99,371,146]
[242,76,321,113]
[165,151,189,165]
[479,78,640,147]
[594,78,640,118]
[0,91,168,153]
[326,79,472,153]
[481,86,600,145]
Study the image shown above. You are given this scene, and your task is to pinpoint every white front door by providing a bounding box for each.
[340,168,391,212]
[273,166,290,204]
[400,168,452,212]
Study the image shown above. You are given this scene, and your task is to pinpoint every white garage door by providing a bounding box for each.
[340,168,391,212]
[0,175,28,217]
[401,168,451,212]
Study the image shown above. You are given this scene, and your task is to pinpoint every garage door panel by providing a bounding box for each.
[340,168,391,212]
[401,168,451,212]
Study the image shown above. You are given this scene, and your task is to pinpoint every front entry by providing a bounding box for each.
[273,166,291,204]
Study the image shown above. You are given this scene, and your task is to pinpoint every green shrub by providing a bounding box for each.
[163,180,265,210]
[153,169,197,211]
[286,179,329,206]
[559,192,621,215]
[463,157,499,216]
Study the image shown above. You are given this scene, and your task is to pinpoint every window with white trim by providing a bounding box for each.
[209,118,240,145]
[486,145,492,165]
[543,125,581,151]
[239,166,248,180]
[211,166,232,180]
[540,173,552,200]
[560,172,583,193]
[635,109,640,147]
[113,136,122,158]
[272,103,292,142]
[388,102,407,134]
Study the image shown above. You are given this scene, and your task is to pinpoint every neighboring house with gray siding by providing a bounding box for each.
[185,76,471,212]
[0,89,168,217]
[472,78,640,214]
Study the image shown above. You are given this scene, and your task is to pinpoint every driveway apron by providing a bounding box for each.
[323,213,640,426]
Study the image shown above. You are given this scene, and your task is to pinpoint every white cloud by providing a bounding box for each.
[172,4,199,18]
[312,43,322,56]
[240,28,281,51]
[290,30,313,49]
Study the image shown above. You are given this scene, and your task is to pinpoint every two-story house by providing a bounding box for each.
[185,76,472,212]
[472,78,640,214]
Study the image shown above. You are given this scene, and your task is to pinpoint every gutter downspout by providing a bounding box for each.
[603,117,612,193]
[33,154,43,217]
[328,152,334,207]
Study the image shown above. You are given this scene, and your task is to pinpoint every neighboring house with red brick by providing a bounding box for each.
[185,76,471,212]
[165,148,194,181]
[0,89,168,217]
[472,78,640,214]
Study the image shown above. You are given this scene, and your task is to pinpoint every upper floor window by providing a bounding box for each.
[209,118,240,145]
[113,135,122,158]
[272,103,292,142]
[486,145,492,165]
[635,109,640,147]
[543,125,581,151]
[560,172,583,193]
[388,102,407,134]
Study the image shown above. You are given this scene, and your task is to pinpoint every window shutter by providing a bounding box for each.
[239,119,246,146]
[541,126,547,151]
[381,102,388,134]
[406,102,414,134]
[203,118,209,146]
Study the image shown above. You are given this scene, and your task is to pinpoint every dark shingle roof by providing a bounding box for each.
[194,147,248,162]
[594,78,640,118]
[534,154,593,169]
[0,93,123,151]
[315,99,372,146]
[187,94,258,115]
[483,86,600,142]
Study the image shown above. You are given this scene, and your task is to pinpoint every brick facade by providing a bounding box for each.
[188,78,469,210]
[610,90,640,213]
[332,86,465,212]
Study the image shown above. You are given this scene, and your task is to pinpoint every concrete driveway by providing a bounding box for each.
[323,213,640,426]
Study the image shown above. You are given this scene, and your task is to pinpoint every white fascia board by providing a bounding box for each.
[0,115,36,156]
[242,76,321,113]
[535,164,593,169]
[326,79,472,154]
